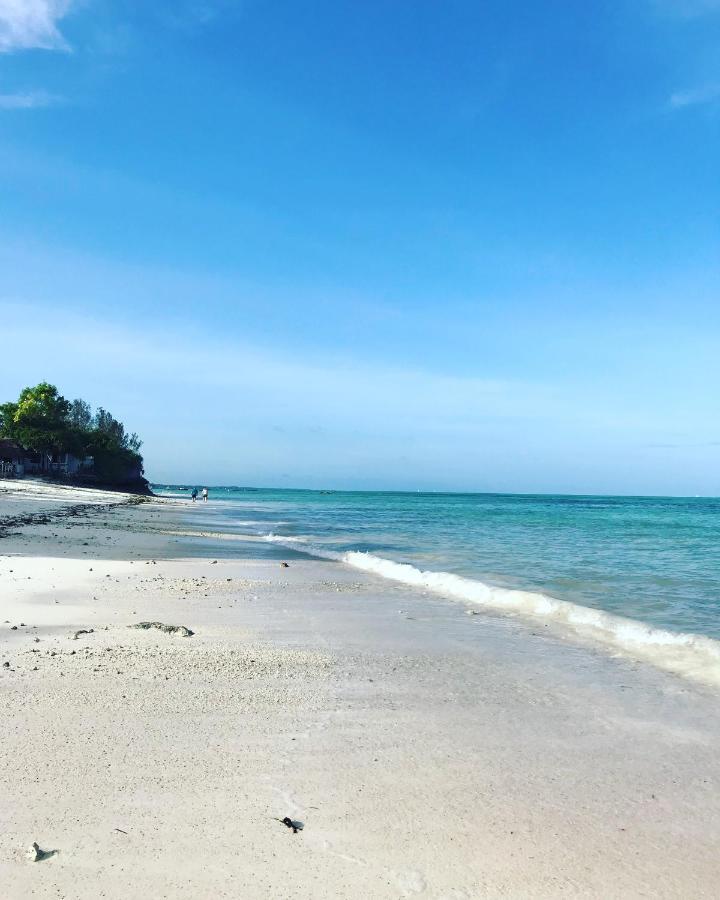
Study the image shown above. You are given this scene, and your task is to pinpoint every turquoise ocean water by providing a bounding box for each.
[153,487,720,643]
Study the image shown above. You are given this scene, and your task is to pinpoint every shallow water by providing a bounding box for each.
[154,487,720,641]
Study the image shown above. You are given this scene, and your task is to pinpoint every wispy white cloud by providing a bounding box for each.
[0,0,74,53]
[0,89,62,109]
[669,83,720,108]
[2,302,714,492]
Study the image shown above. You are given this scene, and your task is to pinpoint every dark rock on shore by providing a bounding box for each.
[129,622,194,637]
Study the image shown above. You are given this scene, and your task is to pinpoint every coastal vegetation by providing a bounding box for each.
[0,382,145,486]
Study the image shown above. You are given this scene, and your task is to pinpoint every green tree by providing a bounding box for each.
[1,383,146,485]
[94,408,128,446]
[93,408,143,453]
[127,432,143,453]
[68,398,93,430]
[0,382,71,455]
[0,400,18,438]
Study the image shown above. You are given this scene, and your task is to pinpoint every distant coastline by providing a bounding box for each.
[0,382,148,494]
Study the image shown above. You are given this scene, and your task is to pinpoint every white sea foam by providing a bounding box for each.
[263,533,311,544]
[257,531,720,686]
[342,551,720,687]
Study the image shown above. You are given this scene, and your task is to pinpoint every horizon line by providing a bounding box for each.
[149,482,718,500]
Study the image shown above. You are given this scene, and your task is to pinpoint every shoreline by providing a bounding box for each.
[155,485,720,690]
[1,480,720,898]
[263,532,720,690]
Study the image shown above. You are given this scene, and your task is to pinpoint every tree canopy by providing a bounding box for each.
[0,382,144,483]
[0,383,71,454]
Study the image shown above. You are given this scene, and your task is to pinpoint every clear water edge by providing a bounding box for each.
[153,486,720,686]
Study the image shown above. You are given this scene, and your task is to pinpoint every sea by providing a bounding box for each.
[153,487,720,682]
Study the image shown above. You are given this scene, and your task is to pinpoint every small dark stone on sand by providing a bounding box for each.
[73,629,94,640]
[26,842,56,862]
[280,816,303,833]
[130,621,194,637]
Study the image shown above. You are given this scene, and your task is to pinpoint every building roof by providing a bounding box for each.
[0,439,24,459]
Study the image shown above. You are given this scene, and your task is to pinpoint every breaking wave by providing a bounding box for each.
[261,532,720,687]
[263,532,311,544]
[344,551,720,687]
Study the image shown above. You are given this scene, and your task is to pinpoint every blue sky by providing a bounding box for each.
[0,0,719,493]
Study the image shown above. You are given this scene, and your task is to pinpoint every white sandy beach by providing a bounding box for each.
[1,479,719,899]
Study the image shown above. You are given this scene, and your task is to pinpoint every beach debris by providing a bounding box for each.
[3,661,9,668]
[280,562,290,568]
[211,560,218,564]
[72,629,94,640]
[26,842,56,862]
[130,622,194,637]
[114,828,128,835]
[465,609,479,616]
[277,816,304,834]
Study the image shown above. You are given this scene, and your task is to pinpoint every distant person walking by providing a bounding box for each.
[202,487,208,502]
[191,488,198,502]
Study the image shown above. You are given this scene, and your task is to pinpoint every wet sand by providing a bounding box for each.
[1,479,719,898]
